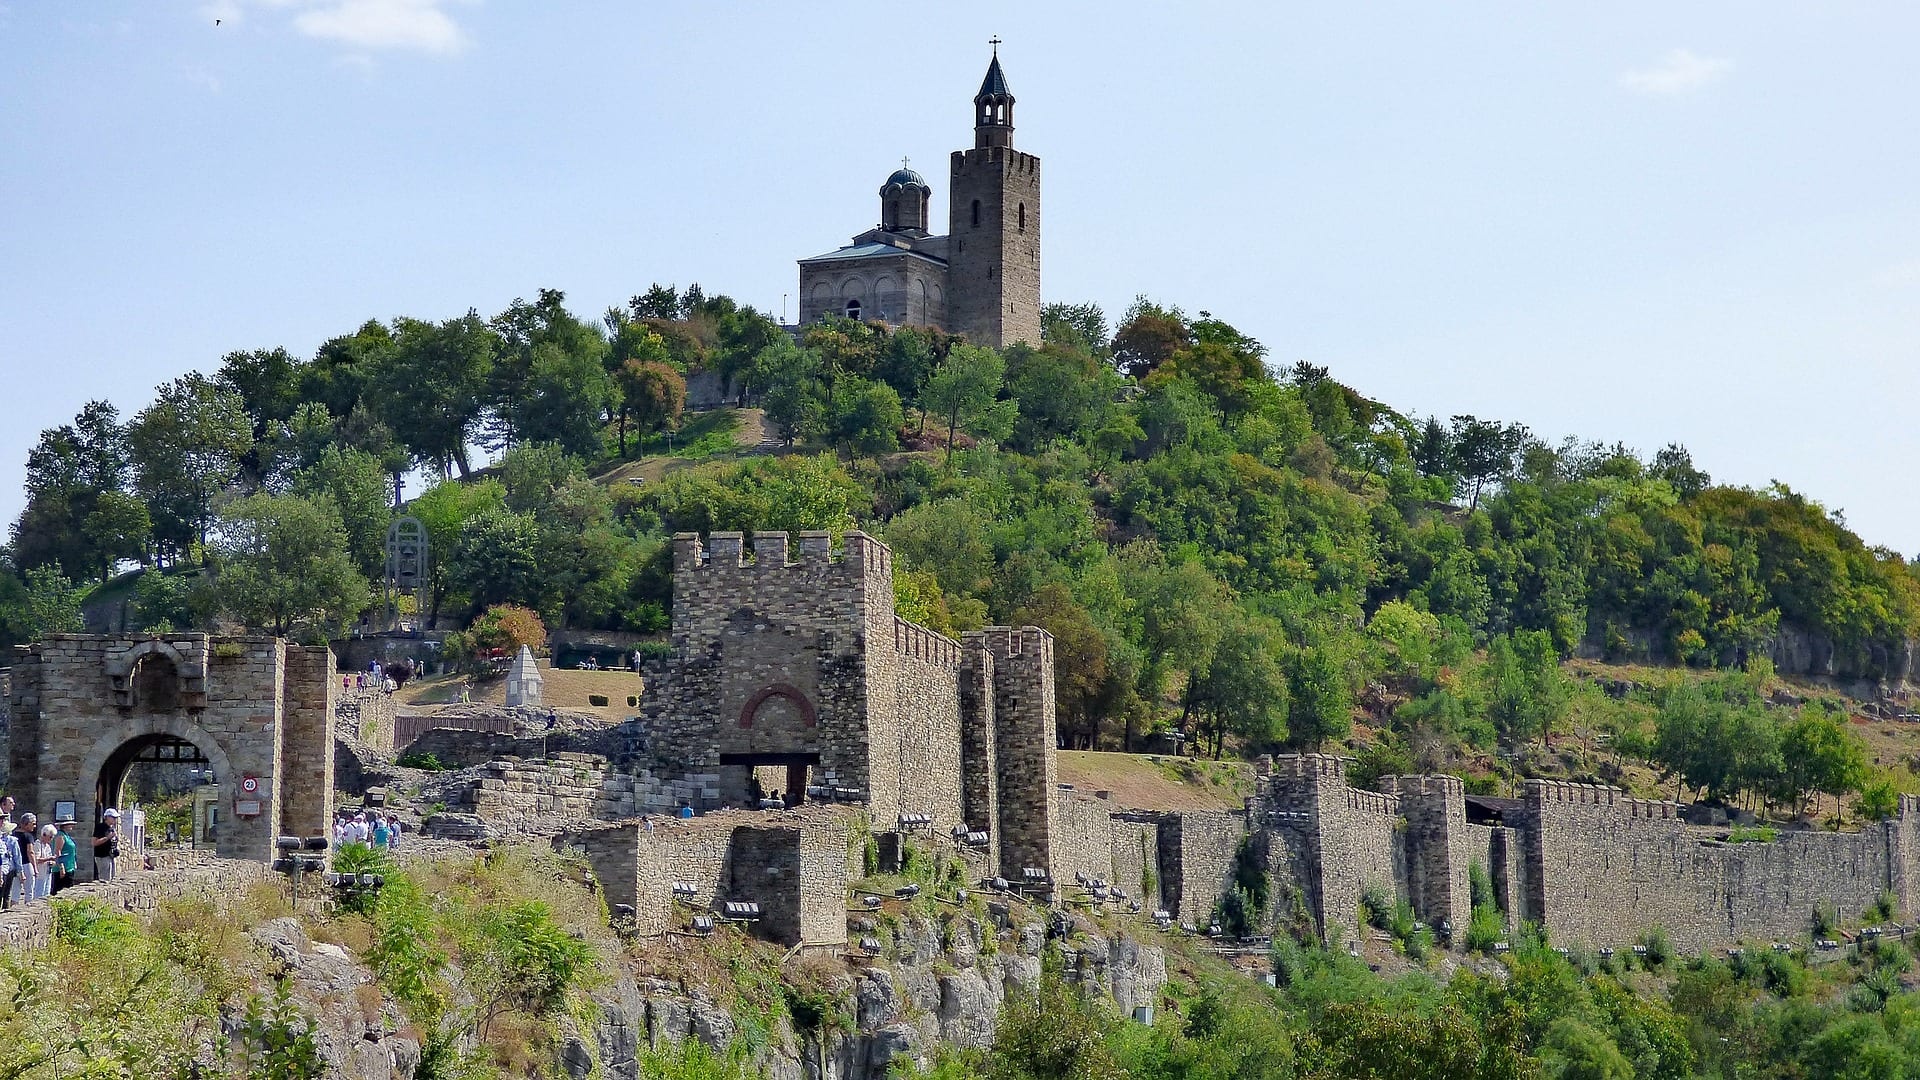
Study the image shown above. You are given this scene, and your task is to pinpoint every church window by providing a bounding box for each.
[844,299,862,320]
[1018,203,1025,232]
[971,200,981,228]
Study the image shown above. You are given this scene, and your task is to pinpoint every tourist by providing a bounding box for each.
[0,813,18,911]
[333,816,352,848]
[678,804,694,819]
[370,815,391,848]
[93,809,120,881]
[51,820,77,894]
[384,814,402,850]
[29,825,55,901]
[10,814,35,905]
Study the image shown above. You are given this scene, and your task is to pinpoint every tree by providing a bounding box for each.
[1776,704,1867,818]
[292,447,392,579]
[1413,415,1451,477]
[2,566,85,641]
[210,492,368,639]
[409,477,506,624]
[1040,301,1109,359]
[616,357,687,452]
[826,377,904,455]
[1651,443,1710,499]
[1284,644,1351,750]
[445,506,544,618]
[1484,629,1566,749]
[215,347,306,485]
[1450,415,1530,511]
[367,313,496,477]
[127,374,254,565]
[1193,615,1289,756]
[1012,583,1118,749]
[81,491,151,580]
[12,401,136,582]
[747,339,824,446]
[487,289,611,453]
[921,344,1012,466]
[1109,297,1187,379]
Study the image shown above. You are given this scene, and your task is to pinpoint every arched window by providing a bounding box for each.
[1018,203,1025,233]
[971,199,981,228]
[844,299,862,320]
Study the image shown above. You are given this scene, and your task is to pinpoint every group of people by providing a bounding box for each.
[0,796,121,910]
[332,811,403,850]
[342,659,416,695]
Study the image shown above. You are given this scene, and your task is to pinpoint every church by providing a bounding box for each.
[797,48,1041,349]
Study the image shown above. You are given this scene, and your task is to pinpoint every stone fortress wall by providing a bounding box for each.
[561,532,1920,956]
[6,634,335,872]
[19,540,1898,962]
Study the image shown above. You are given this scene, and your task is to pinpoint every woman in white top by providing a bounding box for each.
[29,825,56,901]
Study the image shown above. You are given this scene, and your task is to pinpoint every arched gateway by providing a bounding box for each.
[6,635,334,873]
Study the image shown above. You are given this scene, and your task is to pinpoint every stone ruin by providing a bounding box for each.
[4,635,334,874]
[7,531,1917,960]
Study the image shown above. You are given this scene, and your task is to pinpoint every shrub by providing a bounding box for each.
[1867,889,1898,925]
[397,750,445,771]
[1466,904,1505,954]
[588,694,609,707]
[1468,861,1495,911]
[331,841,395,915]
[1728,824,1777,844]
[1640,927,1674,969]
[1360,884,1394,931]
[233,979,325,1080]
[1814,900,1839,939]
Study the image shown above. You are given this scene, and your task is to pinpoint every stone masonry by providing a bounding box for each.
[7,634,335,869]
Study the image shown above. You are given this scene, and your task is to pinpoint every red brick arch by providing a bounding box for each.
[739,684,816,729]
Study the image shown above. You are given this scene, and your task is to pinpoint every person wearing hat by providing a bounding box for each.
[51,820,77,894]
[93,809,121,881]
[0,809,19,911]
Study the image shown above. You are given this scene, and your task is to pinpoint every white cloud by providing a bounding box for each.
[1618,49,1733,96]
[198,0,468,54]
[293,0,467,54]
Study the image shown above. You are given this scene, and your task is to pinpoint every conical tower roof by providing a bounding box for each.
[976,54,1012,101]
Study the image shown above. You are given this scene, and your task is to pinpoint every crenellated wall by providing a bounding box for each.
[1515,781,1920,953]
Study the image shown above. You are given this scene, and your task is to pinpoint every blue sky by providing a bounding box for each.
[3,2,1917,551]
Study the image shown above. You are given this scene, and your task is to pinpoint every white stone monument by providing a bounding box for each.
[505,645,543,707]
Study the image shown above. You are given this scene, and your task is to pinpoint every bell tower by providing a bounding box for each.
[947,41,1040,348]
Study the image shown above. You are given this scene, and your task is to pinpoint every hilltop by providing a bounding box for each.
[5,284,1919,820]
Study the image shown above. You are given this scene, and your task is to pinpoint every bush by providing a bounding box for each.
[1468,861,1495,910]
[1465,904,1505,954]
[1360,884,1394,931]
[1640,927,1674,969]
[397,750,445,771]
[1814,900,1839,939]
[1867,889,1898,925]
[588,694,609,707]
[1728,824,1778,844]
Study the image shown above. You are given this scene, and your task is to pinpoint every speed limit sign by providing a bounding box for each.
[241,775,259,794]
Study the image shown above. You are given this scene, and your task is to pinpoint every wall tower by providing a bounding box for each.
[947,46,1042,349]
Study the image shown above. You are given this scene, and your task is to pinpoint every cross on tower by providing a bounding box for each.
[901,156,910,170]
[989,35,1001,54]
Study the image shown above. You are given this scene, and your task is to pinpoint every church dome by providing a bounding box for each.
[882,167,929,192]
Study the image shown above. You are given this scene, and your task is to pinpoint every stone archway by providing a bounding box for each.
[7,635,335,869]
[77,717,238,875]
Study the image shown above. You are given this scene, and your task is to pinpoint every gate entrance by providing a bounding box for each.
[719,752,820,806]
[7,634,335,870]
